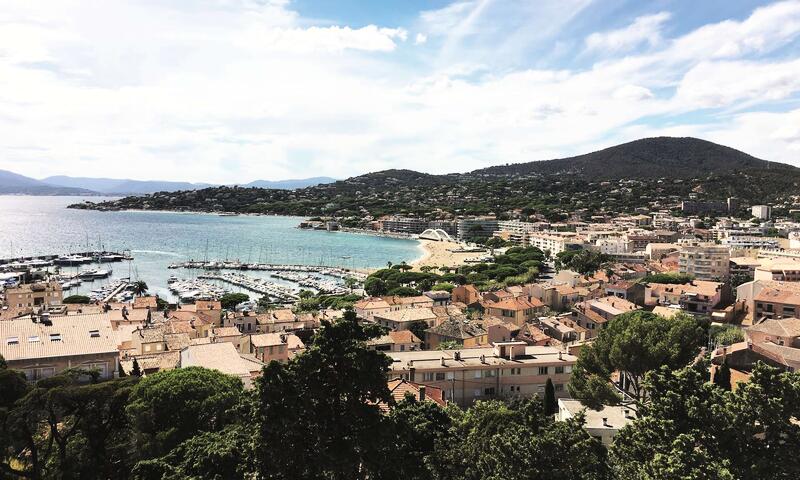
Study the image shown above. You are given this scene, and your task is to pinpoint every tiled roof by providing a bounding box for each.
[250,333,285,348]
[426,319,487,340]
[0,313,118,362]
[487,297,543,311]
[388,330,422,344]
[180,342,253,378]
[379,379,446,412]
[747,317,800,338]
[374,308,437,323]
[213,326,242,338]
[133,297,158,309]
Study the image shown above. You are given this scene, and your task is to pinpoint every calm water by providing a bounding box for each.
[0,196,422,300]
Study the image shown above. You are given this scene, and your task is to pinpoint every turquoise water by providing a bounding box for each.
[0,196,422,300]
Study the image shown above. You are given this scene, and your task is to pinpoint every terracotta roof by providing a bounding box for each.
[487,297,543,311]
[747,317,800,338]
[388,330,422,344]
[133,297,158,309]
[179,342,254,379]
[426,319,487,340]
[374,308,437,324]
[754,287,800,306]
[379,378,446,412]
[121,351,180,373]
[354,298,391,310]
[251,333,286,348]
[0,313,118,362]
[213,326,242,338]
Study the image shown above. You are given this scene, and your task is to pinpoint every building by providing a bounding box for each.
[678,242,730,280]
[737,280,800,322]
[367,330,423,352]
[484,297,545,327]
[425,319,488,350]
[571,296,640,338]
[379,216,430,235]
[377,378,447,412]
[557,399,635,446]
[3,281,63,315]
[179,342,264,388]
[0,313,119,381]
[457,217,500,241]
[354,298,392,321]
[528,232,584,255]
[745,317,800,347]
[751,205,772,220]
[373,308,438,330]
[249,332,293,363]
[645,280,725,314]
[754,261,800,282]
[387,342,576,406]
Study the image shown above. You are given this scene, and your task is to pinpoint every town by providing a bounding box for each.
[2,195,800,478]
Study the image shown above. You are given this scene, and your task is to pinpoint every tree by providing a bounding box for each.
[611,362,800,479]
[131,357,142,377]
[437,340,461,351]
[364,276,388,297]
[408,320,429,345]
[118,361,127,378]
[219,292,250,310]
[569,311,705,409]
[132,280,149,297]
[343,276,358,292]
[432,282,455,293]
[714,361,731,391]
[63,294,92,304]
[127,367,244,459]
[543,378,557,416]
[255,309,392,479]
[555,250,612,276]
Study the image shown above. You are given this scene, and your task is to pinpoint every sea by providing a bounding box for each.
[0,196,422,301]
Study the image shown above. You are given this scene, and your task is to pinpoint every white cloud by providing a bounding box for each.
[1,0,800,183]
[415,33,427,45]
[585,12,671,54]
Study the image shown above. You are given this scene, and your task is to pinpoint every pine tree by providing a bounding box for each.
[131,357,142,377]
[714,361,731,391]
[543,378,557,416]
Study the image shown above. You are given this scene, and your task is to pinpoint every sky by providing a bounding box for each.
[1,0,800,183]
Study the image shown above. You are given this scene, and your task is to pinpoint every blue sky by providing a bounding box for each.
[1,0,799,182]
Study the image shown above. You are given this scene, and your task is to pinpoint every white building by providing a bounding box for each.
[557,399,635,445]
[678,241,730,281]
[751,205,772,220]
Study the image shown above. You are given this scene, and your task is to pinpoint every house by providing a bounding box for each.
[480,316,519,344]
[367,330,423,352]
[451,285,481,306]
[3,282,63,316]
[249,333,292,363]
[484,297,545,327]
[212,326,243,350]
[534,316,581,343]
[645,280,725,314]
[373,308,438,330]
[425,319,488,350]
[424,290,451,306]
[557,399,635,446]
[354,298,391,321]
[377,378,447,412]
[604,281,645,306]
[745,317,800,347]
[387,342,576,406]
[179,342,264,388]
[0,313,119,381]
[179,300,223,326]
[571,296,640,338]
[737,280,800,323]
[385,295,435,311]
[754,261,800,282]
[515,323,553,346]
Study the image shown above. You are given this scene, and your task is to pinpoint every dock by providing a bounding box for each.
[198,273,300,301]
[169,261,367,281]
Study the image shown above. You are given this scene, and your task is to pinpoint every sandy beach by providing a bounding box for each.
[411,240,478,271]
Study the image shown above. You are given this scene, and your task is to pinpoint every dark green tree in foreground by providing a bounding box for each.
[131,281,149,297]
[569,311,705,409]
[611,362,800,479]
[256,309,392,480]
[219,292,250,310]
[126,367,244,459]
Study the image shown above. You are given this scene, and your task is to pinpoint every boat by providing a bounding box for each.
[54,255,93,266]
[78,268,113,280]
[167,275,179,284]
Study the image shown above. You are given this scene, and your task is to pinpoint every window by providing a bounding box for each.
[49,333,61,342]
[508,367,521,375]
[554,383,564,392]
[6,336,19,346]
[424,372,434,381]
[28,335,40,343]
[538,366,549,375]
[89,330,100,338]
[484,387,496,396]
[565,365,573,374]
[446,372,455,380]
[555,366,565,374]
[484,370,496,378]
[474,370,481,379]
[435,372,446,381]
[473,389,481,397]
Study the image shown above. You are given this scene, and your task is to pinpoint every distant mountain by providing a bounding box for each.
[473,137,790,179]
[241,177,336,189]
[0,170,95,195]
[41,176,214,195]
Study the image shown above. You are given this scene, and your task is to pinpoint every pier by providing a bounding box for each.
[0,251,132,270]
[168,261,368,281]
[198,273,300,301]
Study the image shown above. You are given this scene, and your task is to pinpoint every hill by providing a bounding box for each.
[473,137,790,179]
[242,177,336,189]
[42,176,214,195]
[69,137,800,220]
[0,170,96,195]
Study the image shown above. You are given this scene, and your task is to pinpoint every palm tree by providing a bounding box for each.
[132,280,148,297]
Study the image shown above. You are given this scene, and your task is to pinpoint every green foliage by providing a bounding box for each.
[132,280,149,296]
[543,378,556,416]
[432,282,455,292]
[569,311,705,409]
[710,324,744,346]
[388,286,422,297]
[127,367,244,458]
[256,310,392,479]
[408,320,429,344]
[219,292,250,310]
[714,361,732,391]
[611,362,800,479]
[63,294,92,304]
[642,272,695,284]
[437,340,461,350]
[131,357,142,377]
[555,249,612,276]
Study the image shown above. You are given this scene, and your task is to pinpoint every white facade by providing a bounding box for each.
[751,205,772,220]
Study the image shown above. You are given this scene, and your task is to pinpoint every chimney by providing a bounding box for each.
[419,386,426,402]
[558,351,563,360]
[602,417,609,427]
[480,354,486,364]
[454,351,461,361]
[624,409,632,419]
[441,356,446,367]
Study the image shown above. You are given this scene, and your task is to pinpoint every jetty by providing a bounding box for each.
[168,261,367,281]
[198,272,300,301]
[0,250,133,271]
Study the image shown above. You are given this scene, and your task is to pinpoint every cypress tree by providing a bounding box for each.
[714,361,731,391]
[131,357,142,377]
[117,362,126,378]
[543,378,557,416]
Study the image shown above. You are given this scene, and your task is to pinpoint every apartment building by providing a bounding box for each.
[678,242,730,280]
[457,216,499,241]
[484,297,545,327]
[379,216,430,235]
[3,281,63,314]
[645,280,724,314]
[751,205,772,220]
[0,313,119,381]
[754,261,800,282]
[373,307,438,330]
[387,342,576,406]
[571,296,640,338]
[737,280,800,322]
[528,232,584,255]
